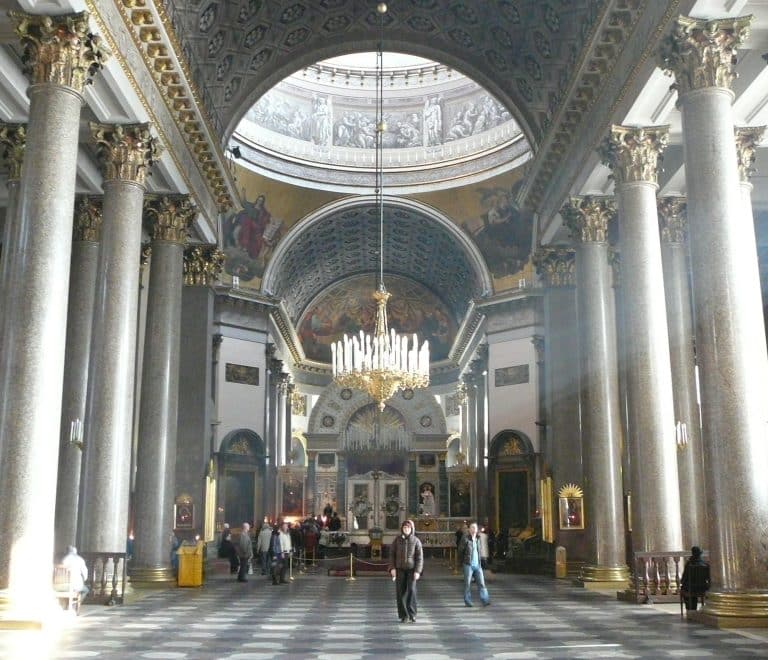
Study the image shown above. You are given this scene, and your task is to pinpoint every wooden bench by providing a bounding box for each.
[53,565,82,614]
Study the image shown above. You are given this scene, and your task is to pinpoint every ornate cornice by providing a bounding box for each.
[735,126,766,183]
[87,0,234,211]
[143,194,195,244]
[657,196,687,243]
[599,125,669,185]
[533,247,576,288]
[658,15,752,98]
[91,122,161,185]
[183,244,224,287]
[0,123,26,182]
[521,0,650,212]
[561,196,616,244]
[73,195,103,242]
[11,11,109,92]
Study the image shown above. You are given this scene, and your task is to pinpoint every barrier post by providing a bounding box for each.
[346,552,356,581]
[289,552,295,581]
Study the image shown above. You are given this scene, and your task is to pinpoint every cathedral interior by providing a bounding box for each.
[1,0,768,653]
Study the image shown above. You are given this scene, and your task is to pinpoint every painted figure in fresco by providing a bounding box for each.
[423,96,443,147]
[311,95,332,146]
[237,194,271,259]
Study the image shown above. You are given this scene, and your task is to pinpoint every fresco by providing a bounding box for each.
[297,274,457,363]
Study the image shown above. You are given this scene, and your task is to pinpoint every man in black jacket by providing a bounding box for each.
[388,520,424,623]
[458,522,490,607]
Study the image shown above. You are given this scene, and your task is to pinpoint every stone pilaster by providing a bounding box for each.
[0,13,107,618]
[54,196,103,554]
[79,124,160,558]
[265,349,282,517]
[657,197,707,550]
[599,125,683,555]
[561,196,629,585]
[132,195,195,584]
[471,349,489,524]
[660,16,768,626]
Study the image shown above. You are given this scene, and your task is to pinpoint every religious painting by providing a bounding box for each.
[282,478,304,516]
[225,363,259,386]
[221,193,284,282]
[418,453,436,468]
[291,393,307,416]
[558,484,585,530]
[494,364,529,387]
[317,453,336,470]
[298,274,457,363]
[174,495,194,530]
[469,183,534,279]
[450,477,472,518]
[419,482,436,517]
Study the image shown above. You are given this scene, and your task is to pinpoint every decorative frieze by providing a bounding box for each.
[11,11,109,92]
[658,15,752,97]
[599,125,669,185]
[183,244,224,286]
[0,123,27,181]
[734,126,766,183]
[533,247,576,288]
[143,194,195,244]
[73,195,103,242]
[657,197,687,244]
[561,196,616,244]
[91,123,161,185]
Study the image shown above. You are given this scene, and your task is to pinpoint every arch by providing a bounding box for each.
[489,430,534,459]
[220,429,265,459]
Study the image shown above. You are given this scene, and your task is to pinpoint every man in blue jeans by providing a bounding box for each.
[458,522,490,607]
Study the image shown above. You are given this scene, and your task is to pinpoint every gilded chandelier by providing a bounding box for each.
[331,2,430,410]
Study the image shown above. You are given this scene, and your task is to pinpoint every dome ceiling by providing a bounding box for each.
[263,200,487,327]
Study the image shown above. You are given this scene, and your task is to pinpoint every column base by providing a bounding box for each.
[576,564,631,590]
[689,591,768,628]
[129,566,177,586]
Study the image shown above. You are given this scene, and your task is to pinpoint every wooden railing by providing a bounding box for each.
[632,550,707,604]
[81,552,127,606]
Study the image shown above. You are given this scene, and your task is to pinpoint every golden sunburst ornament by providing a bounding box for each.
[558,483,584,499]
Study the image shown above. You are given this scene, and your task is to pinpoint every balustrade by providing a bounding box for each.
[81,552,127,606]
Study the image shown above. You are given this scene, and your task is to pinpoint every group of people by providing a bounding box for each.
[218,521,295,585]
[388,520,491,623]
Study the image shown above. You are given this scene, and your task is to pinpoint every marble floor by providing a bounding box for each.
[1,567,768,659]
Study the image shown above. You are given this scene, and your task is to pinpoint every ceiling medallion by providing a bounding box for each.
[331,2,430,411]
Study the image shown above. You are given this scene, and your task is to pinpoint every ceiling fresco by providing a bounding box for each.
[162,0,602,144]
[297,274,457,363]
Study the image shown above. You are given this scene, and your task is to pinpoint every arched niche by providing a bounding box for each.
[488,430,536,534]
[218,429,266,528]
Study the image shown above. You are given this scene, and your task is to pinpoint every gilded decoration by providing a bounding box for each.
[0,123,26,181]
[73,195,103,242]
[533,247,575,287]
[561,196,615,244]
[90,122,162,185]
[143,194,195,244]
[658,15,753,98]
[499,437,525,456]
[599,125,669,185]
[140,242,152,267]
[657,197,687,244]
[12,11,110,92]
[183,244,224,286]
[735,126,767,183]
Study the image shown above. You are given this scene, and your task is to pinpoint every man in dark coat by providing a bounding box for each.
[681,546,710,611]
[388,520,424,623]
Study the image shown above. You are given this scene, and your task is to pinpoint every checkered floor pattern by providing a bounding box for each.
[2,568,767,659]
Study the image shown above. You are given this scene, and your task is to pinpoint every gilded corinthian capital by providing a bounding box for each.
[183,244,224,286]
[657,197,687,243]
[73,195,103,242]
[658,15,752,97]
[0,123,27,181]
[599,125,669,185]
[143,194,195,244]
[734,126,766,183]
[90,123,162,186]
[11,12,109,92]
[561,196,615,243]
[533,247,576,287]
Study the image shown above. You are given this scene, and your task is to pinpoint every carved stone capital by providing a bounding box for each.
[657,197,688,243]
[533,247,576,287]
[182,244,224,286]
[599,125,669,185]
[735,126,766,183]
[11,11,109,92]
[561,196,616,243]
[276,373,291,396]
[73,195,103,242]
[143,194,195,244]
[90,122,161,185]
[140,243,152,267]
[0,123,26,181]
[658,15,752,97]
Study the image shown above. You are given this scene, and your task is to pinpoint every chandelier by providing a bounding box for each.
[331,2,430,410]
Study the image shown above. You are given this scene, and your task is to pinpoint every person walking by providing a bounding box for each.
[270,521,293,585]
[236,522,253,583]
[388,520,423,623]
[256,522,273,575]
[458,522,490,607]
